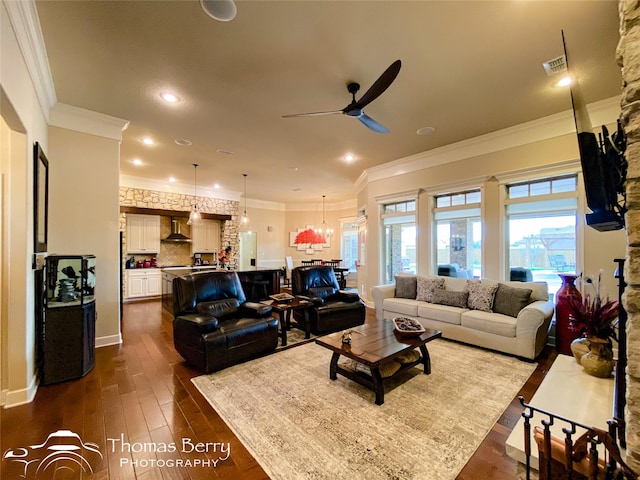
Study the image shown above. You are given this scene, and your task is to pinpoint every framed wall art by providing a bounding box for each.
[33,142,49,254]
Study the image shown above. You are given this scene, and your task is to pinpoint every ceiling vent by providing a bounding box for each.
[542,55,567,76]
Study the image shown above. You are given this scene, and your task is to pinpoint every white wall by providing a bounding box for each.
[48,125,123,345]
[0,0,50,406]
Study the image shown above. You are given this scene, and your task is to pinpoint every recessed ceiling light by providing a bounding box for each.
[214,184,221,189]
[556,76,572,87]
[417,126,435,136]
[169,177,176,182]
[288,166,299,172]
[175,139,192,146]
[216,148,234,155]
[142,137,154,145]
[344,154,355,162]
[160,92,180,103]
[133,159,143,166]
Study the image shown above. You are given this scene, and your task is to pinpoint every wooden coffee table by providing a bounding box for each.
[315,321,442,405]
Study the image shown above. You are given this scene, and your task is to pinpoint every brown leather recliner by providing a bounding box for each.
[291,266,365,336]
[172,270,278,373]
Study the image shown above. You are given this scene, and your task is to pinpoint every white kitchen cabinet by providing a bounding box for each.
[191,219,220,254]
[126,269,162,299]
[126,214,160,253]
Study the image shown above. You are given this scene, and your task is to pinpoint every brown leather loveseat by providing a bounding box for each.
[172,270,279,373]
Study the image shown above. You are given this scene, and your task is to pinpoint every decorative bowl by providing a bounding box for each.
[392,317,425,336]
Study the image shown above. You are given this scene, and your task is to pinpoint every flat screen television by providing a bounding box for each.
[569,65,627,231]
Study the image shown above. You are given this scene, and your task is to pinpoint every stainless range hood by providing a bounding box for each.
[162,218,191,243]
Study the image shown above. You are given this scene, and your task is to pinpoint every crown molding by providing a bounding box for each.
[49,103,129,141]
[356,96,620,190]
[284,198,357,212]
[4,0,57,120]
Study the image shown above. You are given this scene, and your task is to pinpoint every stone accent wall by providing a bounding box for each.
[119,186,241,258]
[618,0,640,470]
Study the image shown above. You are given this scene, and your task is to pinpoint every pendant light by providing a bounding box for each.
[187,163,201,225]
[239,173,251,231]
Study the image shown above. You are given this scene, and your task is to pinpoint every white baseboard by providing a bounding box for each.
[3,375,38,408]
[96,333,122,348]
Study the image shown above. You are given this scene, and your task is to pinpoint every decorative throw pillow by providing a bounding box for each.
[466,280,499,312]
[431,289,469,308]
[416,276,445,302]
[395,275,417,299]
[493,284,533,318]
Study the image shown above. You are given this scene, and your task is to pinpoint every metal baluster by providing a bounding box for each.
[542,417,554,480]
[562,425,577,480]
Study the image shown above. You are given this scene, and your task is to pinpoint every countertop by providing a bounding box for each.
[161,266,282,277]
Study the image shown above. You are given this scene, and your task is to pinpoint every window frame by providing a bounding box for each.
[432,188,482,278]
[376,191,419,284]
[503,173,580,284]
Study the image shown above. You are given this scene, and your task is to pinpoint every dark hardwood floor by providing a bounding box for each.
[1,299,556,479]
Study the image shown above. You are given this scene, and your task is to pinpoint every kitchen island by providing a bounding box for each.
[161,267,281,312]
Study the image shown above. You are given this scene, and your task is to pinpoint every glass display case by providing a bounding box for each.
[41,254,96,385]
[45,254,95,308]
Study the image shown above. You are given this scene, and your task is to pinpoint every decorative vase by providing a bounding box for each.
[581,337,615,378]
[555,273,582,355]
[570,336,590,365]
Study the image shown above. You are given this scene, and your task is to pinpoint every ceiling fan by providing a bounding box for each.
[282,60,402,134]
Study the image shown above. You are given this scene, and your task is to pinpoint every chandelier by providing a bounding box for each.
[315,195,334,238]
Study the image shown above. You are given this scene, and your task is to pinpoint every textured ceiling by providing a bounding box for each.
[35,0,622,203]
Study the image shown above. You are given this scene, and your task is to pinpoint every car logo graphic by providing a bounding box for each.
[2,429,102,479]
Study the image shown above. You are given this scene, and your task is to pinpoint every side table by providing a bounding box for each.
[262,297,312,346]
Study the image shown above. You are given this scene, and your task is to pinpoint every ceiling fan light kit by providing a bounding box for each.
[200,0,237,22]
[282,59,402,134]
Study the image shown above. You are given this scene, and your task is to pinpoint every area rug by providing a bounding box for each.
[192,339,536,480]
[275,326,317,351]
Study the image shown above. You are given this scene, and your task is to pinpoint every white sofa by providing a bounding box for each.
[371,275,554,360]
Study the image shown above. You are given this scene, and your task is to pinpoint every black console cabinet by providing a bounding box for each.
[41,255,96,385]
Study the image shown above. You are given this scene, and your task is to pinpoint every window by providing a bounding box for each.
[506,175,578,296]
[381,200,416,283]
[340,221,358,272]
[433,189,482,278]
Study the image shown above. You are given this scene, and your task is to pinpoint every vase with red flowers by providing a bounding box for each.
[218,246,233,269]
[567,272,619,378]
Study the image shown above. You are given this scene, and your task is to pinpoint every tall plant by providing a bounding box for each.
[568,270,619,340]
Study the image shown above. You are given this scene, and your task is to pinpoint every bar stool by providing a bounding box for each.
[247,276,269,301]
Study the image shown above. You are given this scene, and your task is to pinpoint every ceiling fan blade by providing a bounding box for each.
[354,59,401,109]
[282,110,343,118]
[358,112,390,134]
